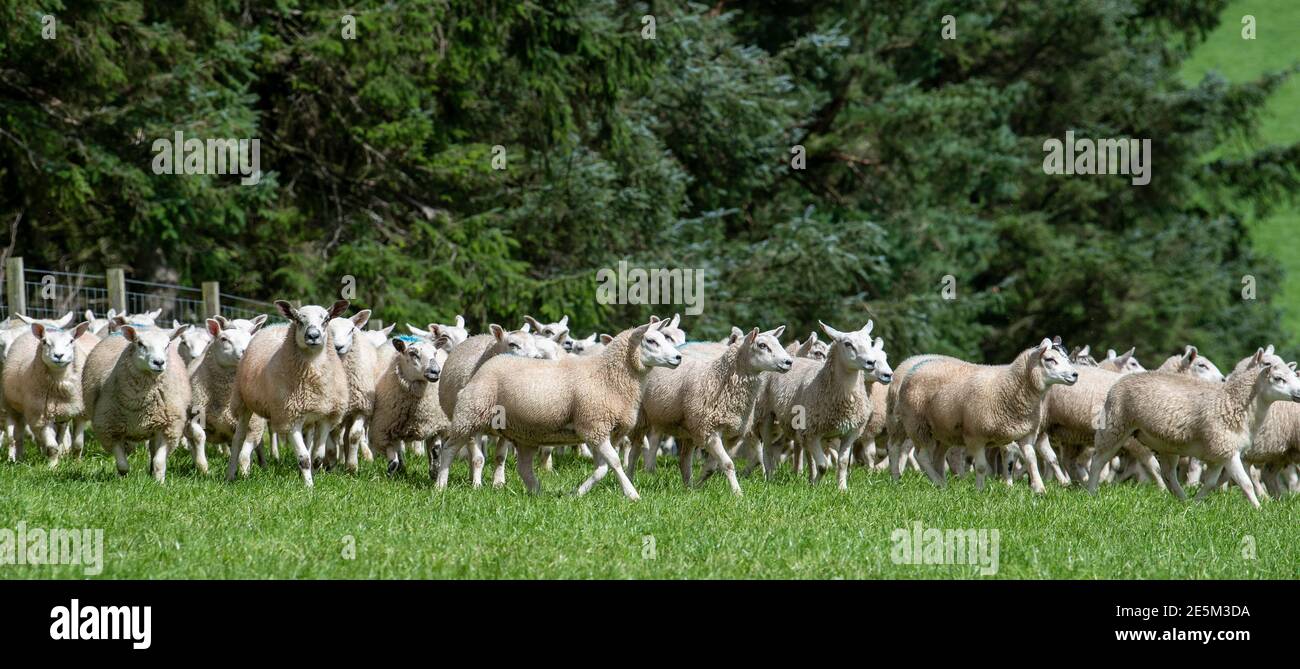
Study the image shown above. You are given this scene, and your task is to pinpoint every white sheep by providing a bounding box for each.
[1092,350,1300,508]
[89,325,192,482]
[174,319,214,365]
[524,315,573,351]
[371,338,447,474]
[1156,345,1224,382]
[439,319,683,499]
[435,322,542,487]
[890,339,1078,493]
[1098,347,1144,374]
[227,300,351,486]
[570,333,612,356]
[325,309,376,472]
[2,321,92,466]
[630,326,792,494]
[185,318,266,475]
[409,315,469,350]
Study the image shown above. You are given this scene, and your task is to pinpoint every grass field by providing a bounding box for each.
[1181,0,1300,346]
[0,445,1293,579]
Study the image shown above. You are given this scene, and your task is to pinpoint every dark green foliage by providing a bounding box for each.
[1,0,1296,363]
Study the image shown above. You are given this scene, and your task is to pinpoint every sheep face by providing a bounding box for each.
[1110,348,1144,374]
[1179,346,1224,383]
[639,322,683,369]
[532,335,566,360]
[206,319,254,368]
[571,333,599,355]
[1032,338,1079,386]
[489,324,543,359]
[327,310,371,356]
[651,314,687,346]
[121,325,181,374]
[818,320,892,382]
[1255,356,1300,404]
[392,338,442,383]
[31,322,89,370]
[126,308,162,327]
[1069,345,1097,367]
[276,300,349,351]
[743,326,793,373]
[175,322,213,362]
[796,332,830,361]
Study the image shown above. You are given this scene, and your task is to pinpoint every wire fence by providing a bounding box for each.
[0,261,278,325]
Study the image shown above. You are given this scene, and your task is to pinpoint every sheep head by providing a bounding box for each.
[276,299,348,351]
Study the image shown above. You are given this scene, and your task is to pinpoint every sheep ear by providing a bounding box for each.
[17,314,35,325]
[766,325,786,339]
[206,319,222,337]
[583,333,597,344]
[392,338,407,353]
[73,321,91,339]
[523,316,544,332]
[454,315,465,328]
[728,326,743,344]
[406,323,428,337]
[1266,344,1275,356]
[213,315,229,328]
[351,309,371,329]
[121,325,138,342]
[874,337,885,350]
[170,324,190,341]
[860,320,874,336]
[1105,348,1116,360]
[172,319,182,329]
[55,312,74,328]
[520,321,532,333]
[30,322,47,340]
[434,334,452,350]
[549,327,569,343]
[558,315,569,327]
[147,308,162,320]
[599,334,614,344]
[108,315,127,333]
[381,324,394,336]
[795,337,814,356]
[84,309,95,321]
[1288,361,1297,371]
[806,331,819,345]
[669,313,680,329]
[819,320,846,340]
[648,315,660,324]
[1183,346,1198,362]
[106,308,118,319]
[743,328,759,346]
[426,324,442,337]
[490,324,505,341]
[275,300,298,320]
[327,300,350,320]
[250,315,268,331]
[1037,338,1052,353]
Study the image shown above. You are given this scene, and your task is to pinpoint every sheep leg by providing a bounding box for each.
[288,423,315,487]
[110,440,129,476]
[1194,463,1224,501]
[836,429,865,491]
[59,422,72,456]
[643,432,660,474]
[1016,438,1047,494]
[185,414,209,475]
[38,422,60,468]
[1260,466,1282,499]
[678,439,695,487]
[1087,427,1127,494]
[1137,449,1168,491]
[1157,454,1187,501]
[469,435,487,488]
[150,434,170,484]
[596,437,640,501]
[270,432,280,461]
[915,442,945,488]
[516,445,540,494]
[887,434,904,481]
[970,443,990,491]
[624,435,643,479]
[1035,433,1069,486]
[806,436,829,484]
[491,437,510,488]
[1184,458,1203,487]
[760,421,781,480]
[702,432,742,496]
[226,415,252,481]
[576,445,610,495]
[435,437,460,488]
[1223,453,1261,509]
[540,447,554,473]
[345,415,364,473]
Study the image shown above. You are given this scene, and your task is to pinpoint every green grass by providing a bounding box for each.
[1182,0,1300,345]
[0,446,1293,579]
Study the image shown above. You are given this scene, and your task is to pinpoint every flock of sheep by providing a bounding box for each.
[2,300,1299,509]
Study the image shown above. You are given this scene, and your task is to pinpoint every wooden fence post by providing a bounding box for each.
[6,256,25,317]
[106,267,127,314]
[369,318,384,331]
[202,281,221,318]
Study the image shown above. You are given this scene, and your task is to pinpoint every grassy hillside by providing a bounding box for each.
[1182,0,1300,345]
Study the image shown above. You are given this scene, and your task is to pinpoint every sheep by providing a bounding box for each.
[1098,347,1143,374]
[5,312,74,330]
[360,323,395,349]
[1208,348,1300,499]
[84,309,114,336]
[435,323,542,487]
[439,319,683,499]
[759,321,891,490]
[570,333,612,356]
[629,326,792,494]
[212,314,270,333]
[891,339,1078,494]
[524,315,573,352]
[174,319,214,365]
[1091,350,1300,508]
[371,338,448,473]
[227,300,351,486]
[324,309,377,472]
[88,325,192,482]
[786,332,830,362]
[1069,345,1097,367]
[1156,346,1224,382]
[409,315,470,350]
[2,321,92,466]
[184,318,266,475]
